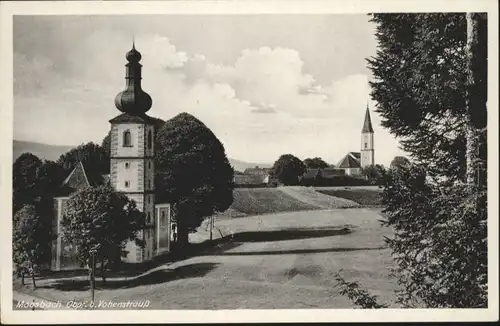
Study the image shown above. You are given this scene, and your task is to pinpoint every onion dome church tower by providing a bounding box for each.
[109,42,156,263]
[360,105,375,167]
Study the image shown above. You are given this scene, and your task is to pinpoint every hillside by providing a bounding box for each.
[13,140,271,171]
[214,187,359,220]
[13,140,74,162]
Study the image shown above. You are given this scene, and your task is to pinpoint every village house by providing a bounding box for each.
[233,166,271,186]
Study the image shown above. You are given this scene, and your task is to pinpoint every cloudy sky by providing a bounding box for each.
[14,15,406,166]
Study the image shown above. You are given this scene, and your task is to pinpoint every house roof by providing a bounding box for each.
[321,167,346,178]
[61,161,107,192]
[361,107,374,133]
[243,167,270,176]
[234,174,267,185]
[336,152,362,169]
[109,112,157,125]
[350,152,361,160]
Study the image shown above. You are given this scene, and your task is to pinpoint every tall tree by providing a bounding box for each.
[13,204,52,288]
[303,157,329,169]
[13,153,42,213]
[271,154,306,186]
[61,185,145,279]
[368,14,470,182]
[390,156,410,170]
[464,13,488,187]
[57,142,110,175]
[155,113,234,248]
[336,13,488,309]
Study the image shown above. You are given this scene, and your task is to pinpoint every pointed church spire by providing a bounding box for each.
[361,104,374,133]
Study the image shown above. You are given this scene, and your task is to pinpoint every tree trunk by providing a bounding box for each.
[101,258,106,283]
[31,272,36,288]
[177,220,189,251]
[465,13,487,187]
[209,216,214,241]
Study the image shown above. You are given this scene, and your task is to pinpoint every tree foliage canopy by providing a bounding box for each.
[344,13,489,309]
[155,113,234,245]
[381,165,487,307]
[13,204,52,287]
[57,142,110,175]
[368,13,474,181]
[337,13,487,309]
[390,156,411,170]
[61,185,145,266]
[13,153,43,213]
[271,154,306,186]
[361,164,387,185]
[303,157,329,169]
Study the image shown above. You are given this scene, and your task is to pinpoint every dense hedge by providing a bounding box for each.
[300,175,371,187]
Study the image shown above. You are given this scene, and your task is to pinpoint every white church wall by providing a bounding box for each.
[112,159,143,192]
[113,123,144,157]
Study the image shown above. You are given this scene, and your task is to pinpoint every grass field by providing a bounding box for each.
[316,187,383,206]
[13,208,399,309]
[215,187,361,220]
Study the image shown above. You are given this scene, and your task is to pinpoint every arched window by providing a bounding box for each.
[123,130,132,147]
[147,130,153,150]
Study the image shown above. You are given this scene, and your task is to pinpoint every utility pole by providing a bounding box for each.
[89,243,101,305]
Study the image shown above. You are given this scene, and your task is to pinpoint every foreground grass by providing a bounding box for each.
[13,208,398,309]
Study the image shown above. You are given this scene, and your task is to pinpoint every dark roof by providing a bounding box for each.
[350,152,361,160]
[336,152,361,169]
[361,107,374,133]
[243,167,270,176]
[321,168,346,178]
[109,112,157,124]
[234,174,267,185]
[60,161,107,193]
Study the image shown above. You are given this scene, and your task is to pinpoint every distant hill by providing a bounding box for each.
[228,158,272,172]
[13,140,272,171]
[13,140,74,162]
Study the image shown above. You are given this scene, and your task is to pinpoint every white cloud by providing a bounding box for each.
[14,30,406,166]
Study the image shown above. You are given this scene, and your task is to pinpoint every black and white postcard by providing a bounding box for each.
[0,0,498,324]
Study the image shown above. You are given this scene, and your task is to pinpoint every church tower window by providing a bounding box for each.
[125,181,130,188]
[125,162,130,169]
[123,130,132,147]
[147,130,153,149]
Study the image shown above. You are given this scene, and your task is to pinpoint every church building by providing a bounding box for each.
[335,106,375,175]
[51,44,172,271]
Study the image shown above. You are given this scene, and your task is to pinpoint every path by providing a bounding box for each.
[12,208,398,309]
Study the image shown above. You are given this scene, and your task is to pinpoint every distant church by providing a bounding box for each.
[51,44,172,271]
[335,106,375,175]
